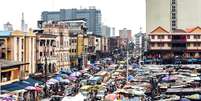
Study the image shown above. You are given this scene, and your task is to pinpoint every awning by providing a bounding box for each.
[1,78,43,92]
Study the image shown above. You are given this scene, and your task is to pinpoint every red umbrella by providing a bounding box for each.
[35,86,42,92]
[105,94,116,101]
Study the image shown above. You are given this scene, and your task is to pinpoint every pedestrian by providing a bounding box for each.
[18,93,24,101]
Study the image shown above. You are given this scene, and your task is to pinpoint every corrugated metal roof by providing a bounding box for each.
[0,31,11,37]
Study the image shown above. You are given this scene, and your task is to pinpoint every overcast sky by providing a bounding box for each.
[0,0,145,35]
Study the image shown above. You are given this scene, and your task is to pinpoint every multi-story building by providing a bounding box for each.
[0,59,28,86]
[35,29,57,74]
[0,30,36,79]
[42,21,70,71]
[67,19,87,67]
[3,22,13,31]
[134,31,147,56]
[111,27,116,36]
[69,33,88,68]
[101,36,108,54]
[102,25,111,37]
[119,28,132,48]
[41,7,102,34]
[148,26,201,63]
[108,36,121,53]
[146,0,201,33]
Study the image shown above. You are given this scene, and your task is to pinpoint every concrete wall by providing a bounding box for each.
[146,0,171,33]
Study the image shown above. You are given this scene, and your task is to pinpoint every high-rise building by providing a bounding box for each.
[112,27,115,36]
[119,28,132,40]
[41,7,102,34]
[102,25,111,37]
[146,0,201,33]
[3,22,13,31]
[119,28,132,48]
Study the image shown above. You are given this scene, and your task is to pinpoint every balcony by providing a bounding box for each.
[172,47,186,51]
[172,39,186,43]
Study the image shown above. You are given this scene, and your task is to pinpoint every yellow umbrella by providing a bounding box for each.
[114,89,128,94]
[80,85,94,91]
[185,94,201,100]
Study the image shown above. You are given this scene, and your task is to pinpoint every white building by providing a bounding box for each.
[3,22,13,31]
[101,25,111,37]
[146,0,201,33]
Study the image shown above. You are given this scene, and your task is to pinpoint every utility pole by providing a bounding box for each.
[126,50,129,82]
[44,46,48,97]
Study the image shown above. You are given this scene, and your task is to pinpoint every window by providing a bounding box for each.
[158,35,164,39]
[47,40,50,46]
[151,35,155,39]
[187,35,190,39]
[21,39,24,49]
[96,39,98,42]
[151,43,155,47]
[168,43,171,47]
[21,52,23,61]
[194,35,200,39]
[161,43,164,47]
[198,43,200,47]
[168,35,171,39]
[197,35,200,39]
[40,52,42,56]
[158,43,164,47]
[40,40,44,46]
[1,71,11,82]
[194,43,197,47]
[187,43,190,47]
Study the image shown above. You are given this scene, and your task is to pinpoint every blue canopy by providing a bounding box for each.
[187,58,198,62]
[132,63,139,68]
[90,76,102,81]
[1,78,43,91]
[54,76,63,81]
[128,75,134,81]
[91,64,100,70]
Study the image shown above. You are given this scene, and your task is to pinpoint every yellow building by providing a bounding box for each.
[0,59,28,86]
[0,30,36,79]
[69,34,83,66]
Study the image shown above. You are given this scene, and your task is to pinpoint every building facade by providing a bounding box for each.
[102,25,111,37]
[35,30,57,74]
[3,22,13,31]
[134,32,147,56]
[148,26,201,64]
[43,21,70,71]
[119,28,132,48]
[41,7,101,34]
[108,36,121,53]
[0,30,36,79]
[146,0,201,33]
[0,60,28,86]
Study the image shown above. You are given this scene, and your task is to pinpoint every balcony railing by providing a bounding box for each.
[172,39,186,43]
[172,47,186,51]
